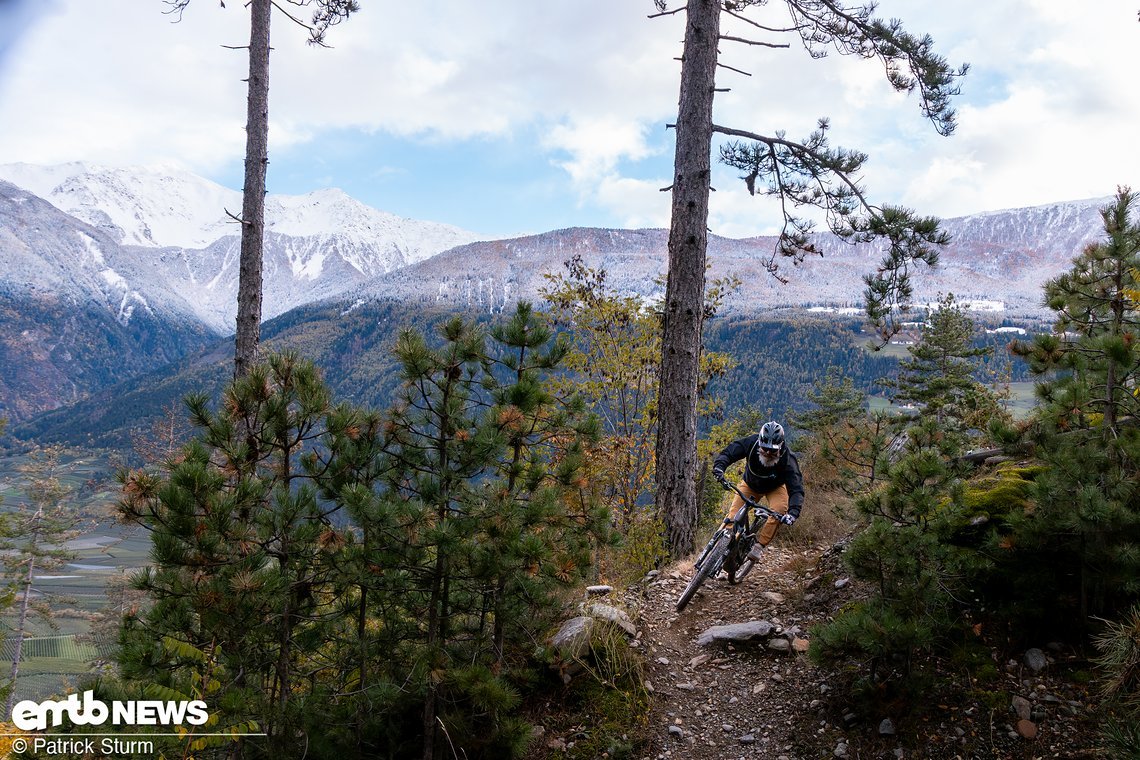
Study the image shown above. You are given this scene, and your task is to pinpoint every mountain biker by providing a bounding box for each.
[712,421,804,564]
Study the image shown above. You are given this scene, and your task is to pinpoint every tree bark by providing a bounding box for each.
[234,0,272,378]
[657,0,720,558]
[5,552,35,719]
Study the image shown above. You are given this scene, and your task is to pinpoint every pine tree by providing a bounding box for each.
[372,305,610,759]
[288,304,612,758]
[1093,604,1140,756]
[118,352,339,756]
[810,419,985,690]
[811,297,1007,691]
[482,303,608,663]
[1009,187,1140,622]
[118,317,610,759]
[886,293,1007,440]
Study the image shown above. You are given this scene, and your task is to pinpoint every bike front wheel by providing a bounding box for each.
[726,556,755,584]
[724,538,758,585]
[676,532,730,612]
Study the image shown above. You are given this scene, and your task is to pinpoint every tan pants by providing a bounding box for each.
[724,481,789,546]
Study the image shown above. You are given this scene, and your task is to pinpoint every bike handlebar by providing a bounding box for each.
[719,478,792,525]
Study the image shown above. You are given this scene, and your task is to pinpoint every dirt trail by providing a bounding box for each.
[634,544,847,760]
[631,542,1102,760]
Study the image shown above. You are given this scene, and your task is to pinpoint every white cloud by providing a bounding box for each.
[595,175,671,231]
[0,0,1136,234]
[546,117,657,185]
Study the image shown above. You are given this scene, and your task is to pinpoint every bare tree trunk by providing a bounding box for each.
[5,552,36,718]
[234,0,272,378]
[1105,260,1125,446]
[422,547,446,760]
[657,0,720,558]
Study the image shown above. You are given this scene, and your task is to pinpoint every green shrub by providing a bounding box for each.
[607,513,669,585]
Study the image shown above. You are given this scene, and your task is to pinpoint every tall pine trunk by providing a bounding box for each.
[234,0,271,378]
[657,0,720,557]
[1105,258,1126,447]
[423,379,457,760]
[5,551,35,718]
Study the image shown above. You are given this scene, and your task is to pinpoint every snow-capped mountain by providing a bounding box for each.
[0,162,476,259]
[0,163,479,423]
[0,162,238,248]
[0,162,480,332]
[0,182,218,421]
[0,159,1120,428]
[349,198,1111,319]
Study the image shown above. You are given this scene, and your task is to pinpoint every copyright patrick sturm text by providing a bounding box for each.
[10,737,155,756]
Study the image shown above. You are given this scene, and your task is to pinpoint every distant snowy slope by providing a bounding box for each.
[0,162,237,248]
[0,180,217,422]
[0,163,476,258]
[0,180,200,322]
[940,197,1109,253]
[266,189,473,269]
[350,198,1112,318]
[0,163,480,332]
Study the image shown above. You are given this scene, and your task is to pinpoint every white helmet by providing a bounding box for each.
[757,421,784,466]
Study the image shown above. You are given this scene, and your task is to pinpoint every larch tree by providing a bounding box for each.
[163,0,359,378]
[652,0,967,556]
[2,446,85,718]
[540,257,663,528]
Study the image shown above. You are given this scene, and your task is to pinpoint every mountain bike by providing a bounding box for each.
[675,479,791,612]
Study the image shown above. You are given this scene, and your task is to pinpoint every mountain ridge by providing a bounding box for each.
[0,164,479,423]
[0,162,1118,425]
[346,198,1109,318]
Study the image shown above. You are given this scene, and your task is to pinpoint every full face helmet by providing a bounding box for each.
[757,421,785,467]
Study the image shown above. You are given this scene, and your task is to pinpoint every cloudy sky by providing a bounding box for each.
[0,0,1136,239]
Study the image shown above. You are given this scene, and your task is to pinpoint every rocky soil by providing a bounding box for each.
[616,541,1105,760]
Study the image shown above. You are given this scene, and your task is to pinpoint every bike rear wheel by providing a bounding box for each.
[676,533,730,612]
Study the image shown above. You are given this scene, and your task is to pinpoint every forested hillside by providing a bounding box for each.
[7,303,1025,452]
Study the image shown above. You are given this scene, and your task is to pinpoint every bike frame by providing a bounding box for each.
[698,482,784,574]
[675,479,791,611]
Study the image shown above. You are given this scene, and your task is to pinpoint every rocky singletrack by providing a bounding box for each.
[628,541,1102,760]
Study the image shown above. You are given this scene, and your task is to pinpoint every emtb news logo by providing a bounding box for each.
[11,691,209,731]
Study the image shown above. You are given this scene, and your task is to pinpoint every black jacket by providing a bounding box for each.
[713,434,805,517]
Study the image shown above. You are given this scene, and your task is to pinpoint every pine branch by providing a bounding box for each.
[717,61,753,76]
[723,6,804,33]
[783,0,968,136]
[649,3,687,18]
[719,34,791,49]
[162,0,192,20]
